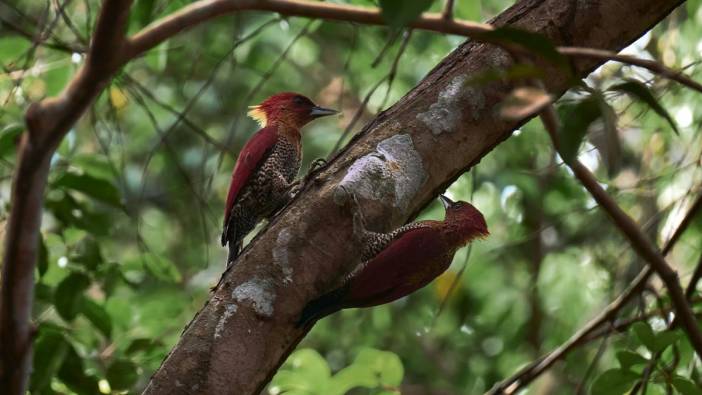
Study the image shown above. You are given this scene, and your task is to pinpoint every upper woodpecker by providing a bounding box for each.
[222,92,337,264]
[297,195,489,327]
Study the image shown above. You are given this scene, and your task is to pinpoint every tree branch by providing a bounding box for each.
[140,0,685,393]
[540,105,702,356]
[0,1,132,394]
[487,191,702,394]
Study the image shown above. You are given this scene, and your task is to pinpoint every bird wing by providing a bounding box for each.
[345,225,449,308]
[223,126,278,227]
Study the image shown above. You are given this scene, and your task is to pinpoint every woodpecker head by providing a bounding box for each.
[439,195,489,244]
[248,92,338,129]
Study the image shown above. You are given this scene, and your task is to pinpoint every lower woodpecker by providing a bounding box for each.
[297,195,489,327]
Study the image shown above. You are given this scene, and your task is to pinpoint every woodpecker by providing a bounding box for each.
[297,195,489,327]
[222,92,337,264]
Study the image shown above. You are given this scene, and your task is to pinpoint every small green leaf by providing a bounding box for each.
[590,368,639,395]
[142,252,182,283]
[0,123,24,159]
[70,236,103,272]
[609,79,679,134]
[672,376,702,395]
[353,348,404,387]
[81,297,112,338]
[37,234,49,277]
[379,0,434,28]
[30,326,69,392]
[54,272,91,321]
[632,322,657,351]
[558,95,602,163]
[0,36,32,65]
[483,27,570,69]
[616,350,648,371]
[54,171,122,207]
[106,359,139,391]
[58,343,100,395]
[44,63,71,96]
[653,330,680,353]
[588,92,622,177]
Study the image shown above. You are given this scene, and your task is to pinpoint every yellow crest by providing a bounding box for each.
[247,105,267,127]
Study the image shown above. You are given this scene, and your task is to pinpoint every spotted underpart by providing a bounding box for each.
[358,222,429,263]
[224,131,301,261]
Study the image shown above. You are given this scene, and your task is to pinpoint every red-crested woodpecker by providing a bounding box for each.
[297,195,489,326]
[222,92,337,264]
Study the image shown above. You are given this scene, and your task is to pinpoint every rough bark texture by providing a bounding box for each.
[143,0,682,393]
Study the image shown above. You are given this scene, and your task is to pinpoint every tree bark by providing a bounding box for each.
[143,0,683,394]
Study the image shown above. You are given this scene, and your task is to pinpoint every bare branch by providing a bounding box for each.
[442,0,455,20]
[559,46,702,94]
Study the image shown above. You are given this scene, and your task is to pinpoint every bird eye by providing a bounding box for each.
[294,95,311,106]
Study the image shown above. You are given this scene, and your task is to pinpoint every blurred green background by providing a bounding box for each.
[1,0,701,394]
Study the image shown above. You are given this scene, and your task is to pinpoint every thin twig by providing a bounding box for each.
[442,0,455,20]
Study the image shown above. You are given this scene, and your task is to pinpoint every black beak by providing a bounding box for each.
[439,194,455,209]
[309,106,339,118]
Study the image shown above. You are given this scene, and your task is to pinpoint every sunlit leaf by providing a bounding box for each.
[379,0,434,28]
[54,272,91,321]
[609,79,679,134]
[632,322,657,351]
[590,368,639,395]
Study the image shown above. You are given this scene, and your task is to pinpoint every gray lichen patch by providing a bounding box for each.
[214,304,238,339]
[231,277,276,317]
[273,228,293,284]
[336,134,426,212]
[416,75,486,135]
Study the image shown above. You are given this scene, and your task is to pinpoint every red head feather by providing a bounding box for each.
[247,92,337,128]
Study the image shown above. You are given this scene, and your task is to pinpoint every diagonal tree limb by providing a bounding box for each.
[0,2,133,394]
[141,1,685,393]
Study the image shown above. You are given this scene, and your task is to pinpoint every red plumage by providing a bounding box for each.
[222,126,278,228]
[297,196,488,326]
[222,92,338,264]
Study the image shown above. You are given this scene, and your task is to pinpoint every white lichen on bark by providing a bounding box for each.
[231,277,276,317]
[273,228,293,284]
[214,304,238,339]
[416,74,486,135]
[335,134,426,212]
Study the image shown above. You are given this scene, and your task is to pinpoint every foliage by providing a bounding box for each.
[0,0,701,394]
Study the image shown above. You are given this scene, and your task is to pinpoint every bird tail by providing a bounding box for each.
[226,240,243,267]
[296,287,346,328]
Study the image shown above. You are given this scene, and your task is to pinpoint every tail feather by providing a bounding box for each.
[296,287,346,328]
[226,240,242,267]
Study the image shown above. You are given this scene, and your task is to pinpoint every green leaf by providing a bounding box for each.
[588,92,622,177]
[37,234,49,277]
[609,79,679,134]
[0,36,32,65]
[652,330,680,353]
[58,343,100,395]
[590,368,639,395]
[632,322,658,351]
[30,326,69,392]
[54,171,122,207]
[81,297,112,338]
[616,350,648,371]
[125,338,162,355]
[379,0,434,28]
[142,252,182,283]
[0,123,24,159]
[44,63,71,96]
[672,376,702,395]
[54,272,91,321]
[353,348,404,387]
[70,236,103,272]
[558,95,602,163]
[106,359,139,391]
[483,27,570,69]
[134,0,156,28]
